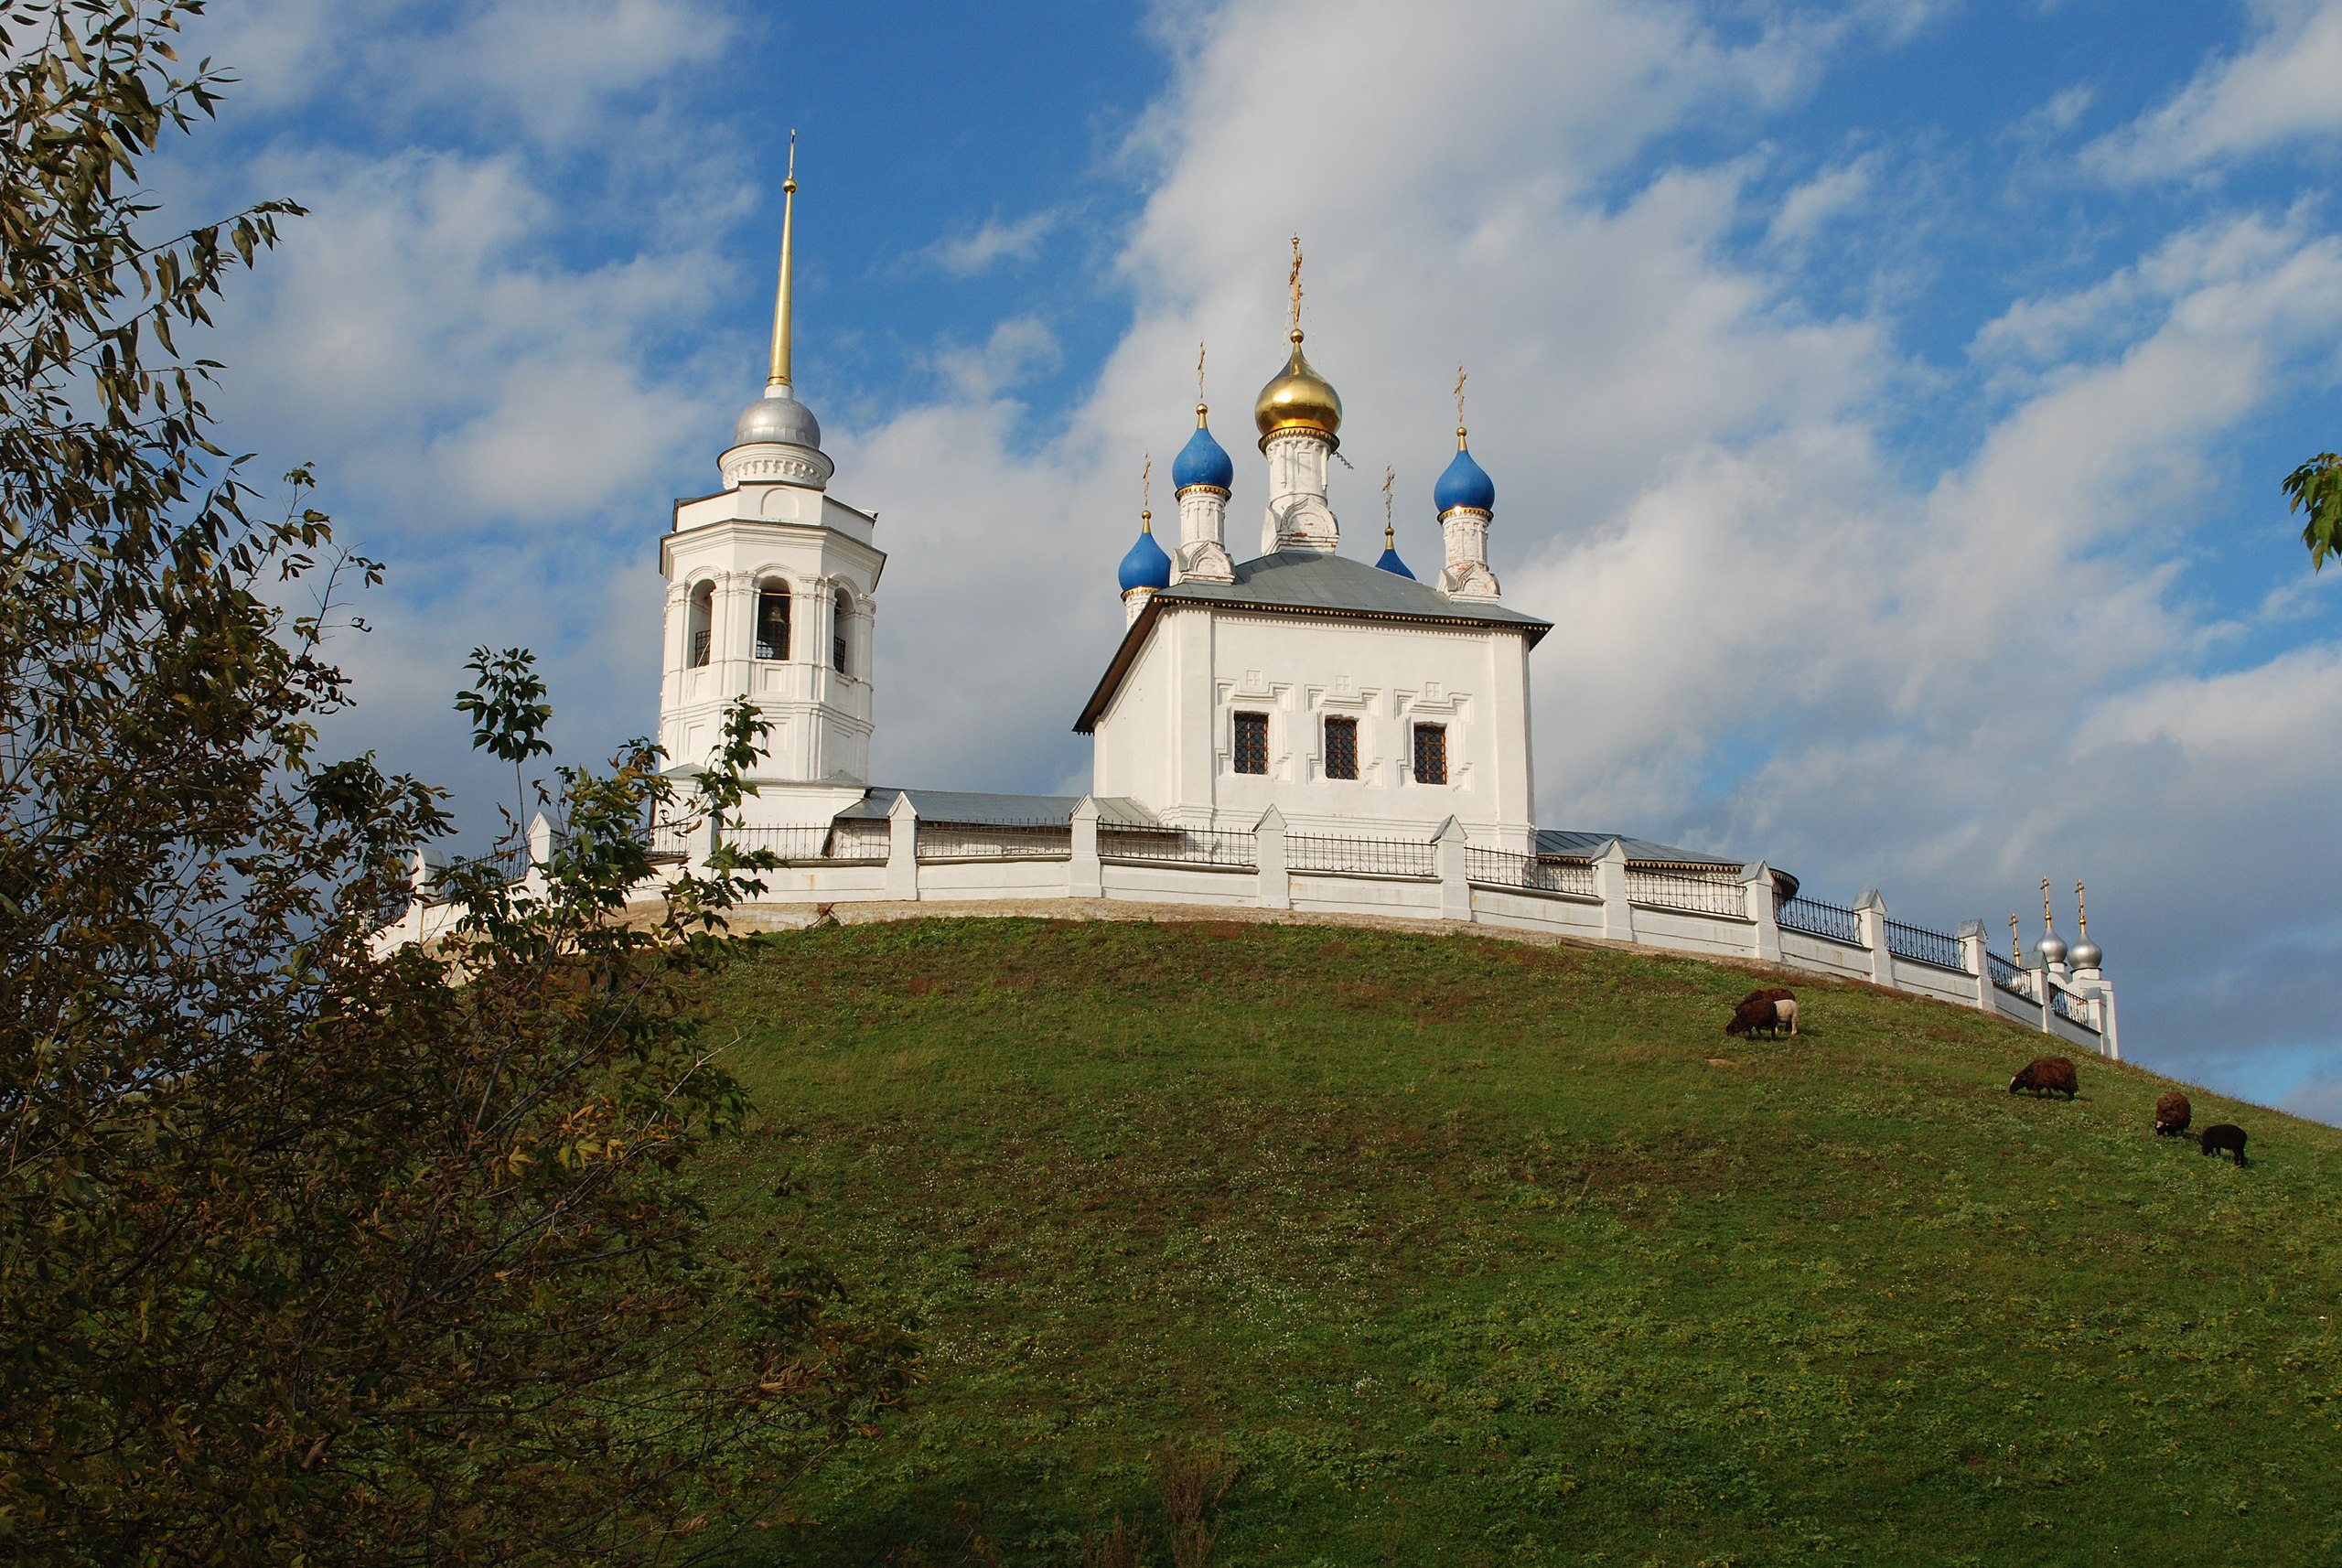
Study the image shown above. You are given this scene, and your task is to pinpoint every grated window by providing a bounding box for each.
[1323,714,1359,779]
[1413,723,1447,785]
[1233,712,1269,776]
[754,585,790,660]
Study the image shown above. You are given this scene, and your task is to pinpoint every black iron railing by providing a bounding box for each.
[1465,847,1597,897]
[1985,950,2030,994]
[1778,895,1861,945]
[1627,865,1746,917]
[1885,917,1968,973]
[1286,832,1437,879]
[725,824,886,863]
[916,821,1072,861]
[1100,827,1256,869]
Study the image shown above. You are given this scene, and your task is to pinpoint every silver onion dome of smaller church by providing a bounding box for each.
[734,387,822,450]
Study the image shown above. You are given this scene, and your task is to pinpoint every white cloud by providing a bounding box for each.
[2089,0,2342,177]
[1767,154,1881,249]
[925,209,1068,276]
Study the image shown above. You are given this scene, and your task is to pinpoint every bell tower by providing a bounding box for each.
[657,137,886,823]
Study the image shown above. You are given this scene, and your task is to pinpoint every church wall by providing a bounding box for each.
[1177,608,1536,849]
[1090,619,1178,811]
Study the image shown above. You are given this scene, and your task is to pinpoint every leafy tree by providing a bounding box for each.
[2282,451,2342,572]
[0,4,909,1563]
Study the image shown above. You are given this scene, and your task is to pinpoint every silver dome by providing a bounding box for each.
[732,388,822,450]
[2036,933,2069,965]
[2069,938,2102,971]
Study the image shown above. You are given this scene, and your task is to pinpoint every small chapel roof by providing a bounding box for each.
[1074,549,1551,734]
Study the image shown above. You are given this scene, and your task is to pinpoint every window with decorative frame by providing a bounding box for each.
[1323,714,1359,780]
[832,588,851,674]
[754,582,790,660]
[1412,722,1447,785]
[686,581,714,669]
[1232,711,1269,776]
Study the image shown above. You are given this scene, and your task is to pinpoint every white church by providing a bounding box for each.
[438,156,2122,1058]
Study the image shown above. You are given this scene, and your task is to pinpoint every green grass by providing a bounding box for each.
[699,916,2342,1566]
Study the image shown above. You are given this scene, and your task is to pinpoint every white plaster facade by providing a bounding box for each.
[657,478,882,828]
[1085,595,1538,849]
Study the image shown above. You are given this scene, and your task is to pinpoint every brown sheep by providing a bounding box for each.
[2199,1123,2248,1166]
[2154,1091,2192,1137]
[1724,988,1798,1038]
[2008,1056,2079,1099]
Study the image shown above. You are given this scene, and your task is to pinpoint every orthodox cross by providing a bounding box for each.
[1288,234,1304,333]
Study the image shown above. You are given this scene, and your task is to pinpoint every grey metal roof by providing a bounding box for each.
[1534,829,1741,866]
[1076,549,1550,734]
[834,788,1161,828]
[1156,549,1552,631]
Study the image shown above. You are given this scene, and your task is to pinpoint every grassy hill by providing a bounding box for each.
[700,915,2340,1566]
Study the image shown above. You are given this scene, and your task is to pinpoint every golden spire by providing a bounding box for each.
[767,131,799,392]
[2010,913,2023,966]
[1383,464,1396,548]
[1455,363,1469,448]
[2041,875,2055,935]
[1197,341,1209,424]
[2076,879,2089,937]
[1142,453,1153,531]
[1288,233,1304,338]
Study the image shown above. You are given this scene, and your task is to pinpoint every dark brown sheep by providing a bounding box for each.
[2154,1091,2192,1137]
[2008,1056,2079,1098]
[1724,988,1798,1039]
[2199,1123,2249,1165]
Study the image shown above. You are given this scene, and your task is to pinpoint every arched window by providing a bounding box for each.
[686,581,714,669]
[755,579,790,660]
[832,587,852,675]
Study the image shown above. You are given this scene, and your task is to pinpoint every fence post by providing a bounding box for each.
[1254,804,1290,911]
[2098,981,2121,1061]
[1595,838,1634,943]
[1854,889,1891,985]
[1956,919,1992,1012]
[1744,861,1779,963]
[1434,816,1471,922]
[411,847,446,902]
[528,811,554,869]
[886,791,919,902]
[1069,796,1102,899]
[700,810,724,869]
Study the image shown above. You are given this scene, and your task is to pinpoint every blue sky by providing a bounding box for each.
[164,1,2342,1121]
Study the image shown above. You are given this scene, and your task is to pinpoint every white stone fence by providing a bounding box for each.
[383,798,2116,1058]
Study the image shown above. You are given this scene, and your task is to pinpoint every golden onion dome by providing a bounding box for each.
[1253,328,1342,449]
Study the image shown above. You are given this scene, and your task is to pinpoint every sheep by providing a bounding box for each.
[2154,1091,2192,1138]
[2008,1056,2079,1099]
[2198,1123,2249,1166]
[1724,988,1798,1039]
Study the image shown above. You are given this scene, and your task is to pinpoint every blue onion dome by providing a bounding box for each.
[1117,514,1172,593]
[1172,404,1235,492]
[1375,524,1413,578]
[1434,429,1495,514]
